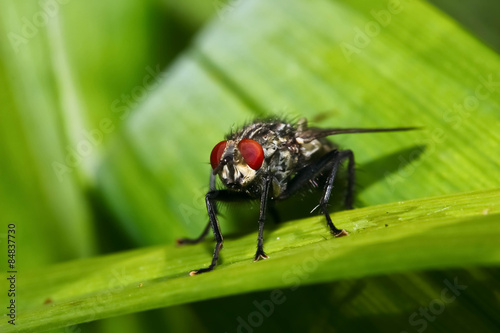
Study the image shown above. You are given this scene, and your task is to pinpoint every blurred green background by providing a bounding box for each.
[1,0,499,332]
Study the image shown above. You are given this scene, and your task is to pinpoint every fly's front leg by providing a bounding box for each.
[189,190,224,275]
[254,175,273,261]
[177,171,217,245]
[176,223,211,245]
[189,190,253,275]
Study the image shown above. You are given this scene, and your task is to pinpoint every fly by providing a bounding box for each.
[178,118,416,275]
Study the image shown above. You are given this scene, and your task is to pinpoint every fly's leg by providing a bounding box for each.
[189,190,253,275]
[176,222,211,245]
[343,150,355,210]
[189,190,223,275]
[278,149,354,237]
[320,150,354,237]
[254,175,273,261]
[177,172,217,245]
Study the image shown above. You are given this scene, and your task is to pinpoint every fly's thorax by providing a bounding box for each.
[298,138,323,158]
[211,119,331,193]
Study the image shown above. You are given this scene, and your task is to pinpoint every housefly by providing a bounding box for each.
[178,118,416,275]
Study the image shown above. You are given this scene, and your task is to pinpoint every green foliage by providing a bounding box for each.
[1,0,499,332]
[7,190,500,332]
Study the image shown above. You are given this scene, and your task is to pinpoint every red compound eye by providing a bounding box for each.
[238,139,264,170]
[210,141,227,169]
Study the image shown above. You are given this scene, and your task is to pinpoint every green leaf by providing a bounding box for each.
[429,0,500,53]
[97,0,500,246]
[0,0,212,330]
[5,189,500,332]
[2,0,500,332]
[0,1,98,268]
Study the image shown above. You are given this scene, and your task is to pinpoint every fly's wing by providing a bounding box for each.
[297,126,419,143]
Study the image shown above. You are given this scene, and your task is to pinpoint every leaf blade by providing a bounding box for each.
[8,189,500,332]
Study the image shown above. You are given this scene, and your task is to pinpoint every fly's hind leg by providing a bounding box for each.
[318,149,354,236]
[278,149,355,237]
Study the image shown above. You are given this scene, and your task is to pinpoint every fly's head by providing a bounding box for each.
[210,138,265,190]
